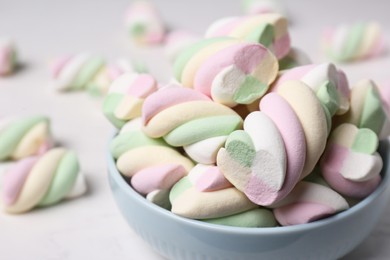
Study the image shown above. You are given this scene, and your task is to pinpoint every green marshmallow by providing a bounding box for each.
[102,94,127,129]
[225,130,256,168]
[233,75,268,104]
[38,151,80,207]
[351,128,378,154]
[163,115,242,147]
[202,208,277,228]
[0,116,49,161]
[316,81,340,118]
[245,23,274,47]
[169,176,192,203]
[110,130,167,159]
[360,86,386,135]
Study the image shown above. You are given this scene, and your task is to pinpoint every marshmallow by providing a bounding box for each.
[320,124,382,199]
[205,14,291,59]
[142,86,243,164]
[0,39,17,76]
[50,53,106,91]
[278,47,311,70]
[174,37,278,106]
[273,181,349,226]
[323,22,385,62]
[125,0,165,45]
[0,116,52,161]
[103,72,158,129]
[1,148,87,214]
[335,79,390,139]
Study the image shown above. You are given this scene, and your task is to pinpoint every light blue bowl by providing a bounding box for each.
[108,140,390,260]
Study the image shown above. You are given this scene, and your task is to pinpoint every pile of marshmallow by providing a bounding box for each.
[104,12,390,227]
[0,116,87,214]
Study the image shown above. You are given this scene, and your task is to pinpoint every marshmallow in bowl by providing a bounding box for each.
[335,79,390,139]
[0,116,52,161]
[142,86,243,164]
[0,38,17,76]
[103,72,158,129]
[205,14,291,59]
[273,181,349,226]
[173,37,278,107]
[322,22,385,62]
[217,80,328,206]
[1,148,86,214]
[50,53,106,91]
[125,0,165,45]
[320,124,382,199]
[111,119,194,208]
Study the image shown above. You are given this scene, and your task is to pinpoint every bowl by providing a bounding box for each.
[107,139,390,260]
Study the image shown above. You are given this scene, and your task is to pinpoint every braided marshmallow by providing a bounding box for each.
[272,63,350,131]
[174,37,278,107]
[0,116,51,161]
[170,164,276,227]
[0,39,17,76]
[217,80,328,206]
[125,0,165,45]
[335,79,390,139]
[103,72,158,129]
[142,86,243,164]
[50,53,106,91]
[1,148,86,214]
[272,181,349,226]
[111,118,194,208]
[205,14,291,59]
[323,22,385,62]
[320,124,382,199]
[242,0,286,15]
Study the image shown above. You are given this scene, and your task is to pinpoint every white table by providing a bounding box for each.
[1,0,390,259]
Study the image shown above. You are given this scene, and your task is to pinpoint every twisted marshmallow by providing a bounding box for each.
[164,30,201,62]
[111,118,194,208]
[205,14,291,59]
[142,86,243,164]
[50,53,105,91]
[217,80,328,206]
[103,72,158,129]
[125,0,165,45]
[323,22,385,62]
[320,124,382,199]
[1,148,86,214]
[0,39,17,76]
[174,37,278,106]
[0,116,51,161]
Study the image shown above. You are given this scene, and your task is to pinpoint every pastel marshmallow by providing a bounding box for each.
[0,38,17,76]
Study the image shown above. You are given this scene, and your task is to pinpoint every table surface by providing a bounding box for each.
[1,0,390,259]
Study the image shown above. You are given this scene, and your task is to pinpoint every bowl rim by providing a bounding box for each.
[107,139,390,235]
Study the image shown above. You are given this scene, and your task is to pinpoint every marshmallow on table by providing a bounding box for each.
[322,22,385,62]
[334,79,390,139]
[50,53,106,92]
[103,72,158,129]
[273,181,349,226]
[0,39,17,76]
[0,116,52,161]
[320,123,382,199]
[164,30,201,63]
[272,63,350,131]
[1,148,87,214]
[125,0,165,45]
[111,119,194,208]
[142,86,243,164]
[242,0,286,15]
[205,14,291,59]
[173,37,278,107]
[217,80,328,206]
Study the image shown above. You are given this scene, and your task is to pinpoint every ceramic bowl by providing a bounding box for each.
[108,140,390,260]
